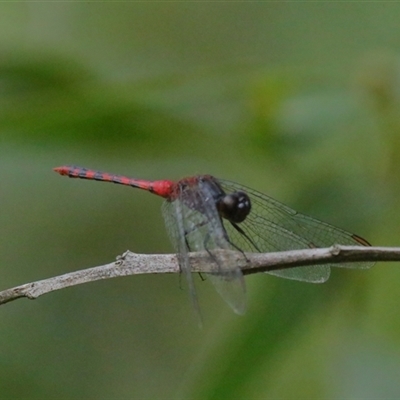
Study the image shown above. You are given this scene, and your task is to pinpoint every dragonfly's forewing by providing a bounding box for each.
[162,199,204,324]
[162,179,247,315]
[220,180,374,283]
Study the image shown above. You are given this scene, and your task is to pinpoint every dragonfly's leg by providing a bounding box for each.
[216,220,251,263]
[200,220,250,270]
[183,218,209,237]
[183,220,215,280]
[202,232,223,273]
[229,222,262,253]
[184,235,191,254]
[198,273,206,282]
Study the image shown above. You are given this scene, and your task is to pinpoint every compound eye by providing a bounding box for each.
[217,191,251,223]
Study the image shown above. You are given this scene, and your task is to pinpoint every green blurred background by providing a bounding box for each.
[1,3,400,399]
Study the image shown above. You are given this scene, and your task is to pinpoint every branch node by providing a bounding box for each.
[331,244,341,256]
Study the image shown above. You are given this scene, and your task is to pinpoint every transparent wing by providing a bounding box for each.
[162,199,203,324]
[162,180,247,315]
[220,180,374,283]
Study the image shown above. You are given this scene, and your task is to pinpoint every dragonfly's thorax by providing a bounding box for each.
[175,175,252,224]
[174,175,224,210]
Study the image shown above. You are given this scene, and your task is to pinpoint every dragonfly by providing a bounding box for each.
[54,166,373,317]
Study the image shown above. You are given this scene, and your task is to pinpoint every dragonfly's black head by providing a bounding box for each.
[217,191,251,223]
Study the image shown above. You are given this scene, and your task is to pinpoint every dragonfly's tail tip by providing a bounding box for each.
[53,165,79,176]
[53,166,66,175]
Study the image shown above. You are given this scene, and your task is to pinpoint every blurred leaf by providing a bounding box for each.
[0,54,201,156]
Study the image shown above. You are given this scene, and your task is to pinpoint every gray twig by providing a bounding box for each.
[0,245,397,306]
